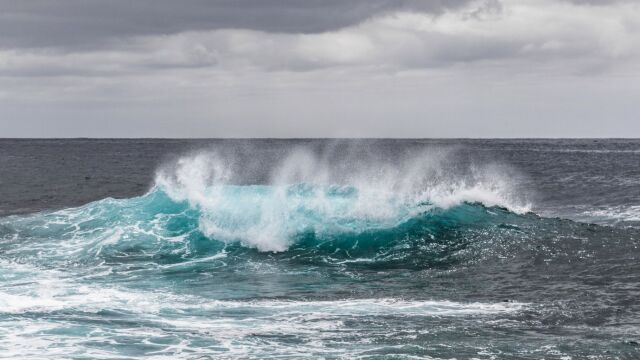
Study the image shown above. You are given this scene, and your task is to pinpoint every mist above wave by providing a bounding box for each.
[154,145,531,251]
[0,143,534,266]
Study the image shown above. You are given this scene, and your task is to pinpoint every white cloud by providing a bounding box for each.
[2,0,639,77]
[1,0,639,137]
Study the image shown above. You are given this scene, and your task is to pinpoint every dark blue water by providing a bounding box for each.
[0,139,639,358]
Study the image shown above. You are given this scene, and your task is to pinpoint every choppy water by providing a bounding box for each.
[0,139,639,359]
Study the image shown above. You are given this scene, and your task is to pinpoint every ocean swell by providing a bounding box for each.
[0,148,535,270]
[153,148,530,252]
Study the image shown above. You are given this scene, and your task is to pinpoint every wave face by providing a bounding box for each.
[153,147,529,252]
[0,185,531,270]
[1,145,639,359]
[1,147,531,263]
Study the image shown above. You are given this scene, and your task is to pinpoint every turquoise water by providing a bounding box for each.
[1,142,639,358]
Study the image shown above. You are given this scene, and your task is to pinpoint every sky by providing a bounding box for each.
[0,0,639,138]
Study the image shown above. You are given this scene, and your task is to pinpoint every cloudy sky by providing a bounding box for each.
[1,0,639,137]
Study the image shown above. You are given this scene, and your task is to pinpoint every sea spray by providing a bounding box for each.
[154,146,530,251]
[1,140,640,358]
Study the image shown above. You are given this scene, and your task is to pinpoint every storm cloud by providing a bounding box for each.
[0,0,639,137]
[0,0,472,49]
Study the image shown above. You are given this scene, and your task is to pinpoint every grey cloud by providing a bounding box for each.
[563,0,635,4]
[0,0,471,50]
[2,0,639,78]
[0,0,639,138]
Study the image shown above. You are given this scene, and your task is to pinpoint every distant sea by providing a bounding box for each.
[1,139,639,358]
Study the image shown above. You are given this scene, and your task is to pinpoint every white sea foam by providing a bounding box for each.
[0,276,525,317]
[155,146,531,251]
[580,205,640,225]
[0,262,527,359]
[543,204,640,226]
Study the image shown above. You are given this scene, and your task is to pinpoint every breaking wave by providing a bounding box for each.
[2,144,639,359]
[0,147,535,265]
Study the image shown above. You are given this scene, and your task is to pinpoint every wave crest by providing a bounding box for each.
[154,147,530,251]
[0,145,534,271]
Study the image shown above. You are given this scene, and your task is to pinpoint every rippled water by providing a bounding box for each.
[0,139,639,358]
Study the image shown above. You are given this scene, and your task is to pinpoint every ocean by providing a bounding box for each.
[0,139,638,359]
